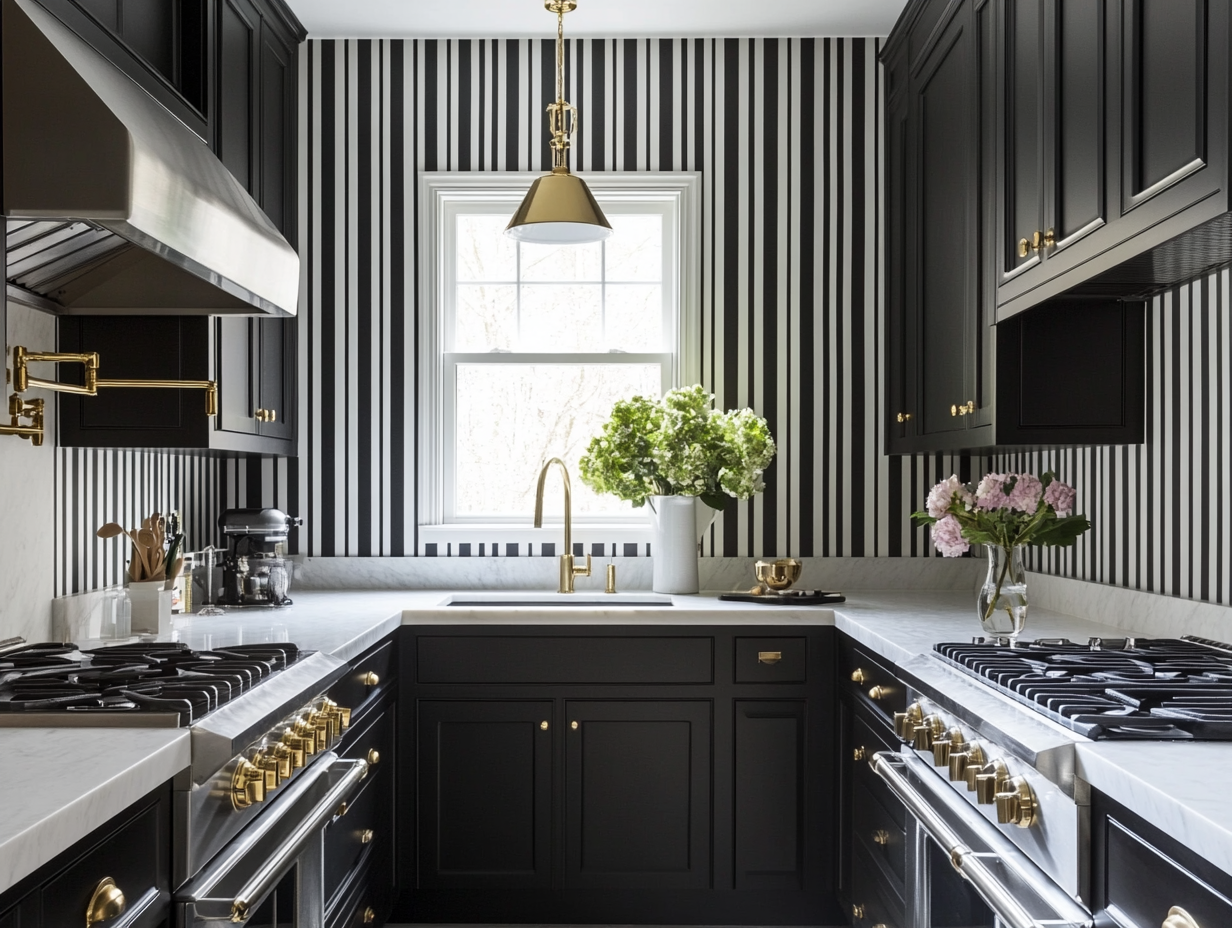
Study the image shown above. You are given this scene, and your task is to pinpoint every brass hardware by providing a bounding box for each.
[868,684,890,701]
[335,801,349,817]
[363,906,376,924]
[291,718,318,756]
[913,715,944,751]
[951,404,958,416]
[280,730,308,768]
[1,394,45,445]
[894,702,923,742]
[932,728,965,766]
[895,412,912,423]
[1019,229,1054,259]
[540,720,549,730]
[1043,228,1055,249]
[605,563,617,593]
[362,670,380,686]
[231,759,266,810]
[955,400,975,416]
[11,346,217,416]
[534,457,592,593]
[852,903,865,920]
[759,651,783,664]
[853,746,867,762]
[872,829,890,846]
[975,759,1009,805]
[1018,237,1031,258]
[1163,906,1202,928]
[851,668,866,684]
[86,876,126,927]
[950,742,986,784]
[254,407,278,423]
[995,775,1038,828]
[360,828,375,845]
[321,697,352,729]
[571,720,579,730]
[367,748,381,766]
[254,749,284,790]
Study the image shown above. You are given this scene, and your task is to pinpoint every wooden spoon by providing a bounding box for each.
[96,522,126,539]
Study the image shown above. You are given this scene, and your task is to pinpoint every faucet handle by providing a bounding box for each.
[574,554,592,578]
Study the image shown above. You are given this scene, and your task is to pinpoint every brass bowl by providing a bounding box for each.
[755,558,802,591]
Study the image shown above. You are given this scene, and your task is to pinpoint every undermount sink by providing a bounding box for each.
[444,592,673,607]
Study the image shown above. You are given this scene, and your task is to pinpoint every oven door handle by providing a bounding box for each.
[871,751,1092,928]
[227,755,368,922]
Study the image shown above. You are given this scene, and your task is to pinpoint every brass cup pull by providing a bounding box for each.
[1164,906,1202,928]
[758,651,783,664]
[360,828,375,845]
[362,671,380,687]
[366,748,380,765]
[872,829,890,846]
[86,877,126,927]
[363,905,376,924]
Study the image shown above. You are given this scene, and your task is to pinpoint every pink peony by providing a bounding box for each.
[1006,473,1043,513]
[1043,479,1077,517]
[974,473,1009,510]
[926,474,973,518]
[931,514,970,557]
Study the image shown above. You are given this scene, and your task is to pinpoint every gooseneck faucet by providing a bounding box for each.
[534,457,592,593]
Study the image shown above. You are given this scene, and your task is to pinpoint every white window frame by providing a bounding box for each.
[418,171,701,548]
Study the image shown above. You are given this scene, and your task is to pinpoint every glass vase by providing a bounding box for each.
[978,544,1028,643]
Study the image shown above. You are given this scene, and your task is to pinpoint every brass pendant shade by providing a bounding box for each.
[506,0,611,244]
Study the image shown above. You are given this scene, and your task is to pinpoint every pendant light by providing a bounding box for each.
[506,0,612,244]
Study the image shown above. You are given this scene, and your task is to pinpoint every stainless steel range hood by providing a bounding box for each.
[2,0,299,316]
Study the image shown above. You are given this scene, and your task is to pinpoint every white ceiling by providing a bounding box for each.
[285,0,907,39]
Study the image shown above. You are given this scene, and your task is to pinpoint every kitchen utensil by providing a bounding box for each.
[755,557,803,591]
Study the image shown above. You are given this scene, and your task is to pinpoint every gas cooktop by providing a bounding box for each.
[0,641,303,725]
[936,635,1232,740]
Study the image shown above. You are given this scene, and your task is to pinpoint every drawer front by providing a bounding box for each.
[324,765,386,905]
[417,635,713,685]
[40,795,168,928]
[849,840,906,928]
[734,637,806,683]
[852,779,906,889]
[838,638,906,724]
[1100,813,1232,928]
[331,639,396,722]
[340,704,394,772]
[849,708,905,828]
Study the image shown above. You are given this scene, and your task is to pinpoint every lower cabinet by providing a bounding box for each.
[397,626,841,925]
[0,782,173,928]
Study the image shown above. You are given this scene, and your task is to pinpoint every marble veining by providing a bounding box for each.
[0,728,189,894]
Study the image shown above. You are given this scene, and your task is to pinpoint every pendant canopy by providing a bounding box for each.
[506,0,611,244]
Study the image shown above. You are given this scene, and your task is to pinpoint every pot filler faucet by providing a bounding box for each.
[534,458,592,593]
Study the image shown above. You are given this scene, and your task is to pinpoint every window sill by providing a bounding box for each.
[418,523,652,557]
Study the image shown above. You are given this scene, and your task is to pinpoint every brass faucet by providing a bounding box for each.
[533,457,592,594]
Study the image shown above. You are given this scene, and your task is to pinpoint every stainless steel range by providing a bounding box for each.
[0,640,367,926]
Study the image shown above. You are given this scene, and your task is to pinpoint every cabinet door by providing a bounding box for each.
[258,22,294,236]
[884,48,915,452]
[217,0,259,192]
[564,701,710,890]
[909,3,981,437]
[257,319,294,440]
[216,317,259,435]
[998,0,1046,285]
[417,701,552,890]
[734,700,805,890]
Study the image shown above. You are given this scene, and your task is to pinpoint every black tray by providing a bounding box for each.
[718,590,845,606]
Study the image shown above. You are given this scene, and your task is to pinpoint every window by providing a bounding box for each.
[419,173,700,547]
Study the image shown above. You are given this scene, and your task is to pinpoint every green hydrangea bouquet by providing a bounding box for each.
[578,385,776,511]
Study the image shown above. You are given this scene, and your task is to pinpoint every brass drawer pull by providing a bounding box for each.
[851,668,866,683]
[86,877,126,927]
[366,748,380,765]
[362,671,380,687]
[758,651,783,664]
[853,746,867,762]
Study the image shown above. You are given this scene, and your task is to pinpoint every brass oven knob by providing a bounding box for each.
[950,742,985,784]
[367,748,381,766]
[290,720,318,756]
[231,759,267,809]
[254,749,283,790]
[894,702,923,742]
[851,668,866,684]
[995,775,1038,827]
[86,877,126,927]
[853,746,867,762]
[975,759,1009,805]
[932,728,965,766]
[280,730,307,768]
[913,715,943,751]
[322,697,352,729]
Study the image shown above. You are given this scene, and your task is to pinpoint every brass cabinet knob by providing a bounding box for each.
[1043,228,1056,249]
[853,746,867,762]
[1163,906,1202,928]
[955,400,975,416]
[571,720,579,730]
[995,775,1038,828]
[951,403,958,416]
[86,877,126,927]
[872,829,890,846]
[540,720,549,730]
[367,748,380,765]
[363,905,376,924]
[360,828,375,844]
[852,903,865,920]
[1018,237,1031,258]
[932,728,965,766]
[231,759,266,809]
[868,684,890,701]
[895,412,912,423]
[268,408,277,422]
[850,668,866,684]
[335,801,349,817]
[975,759,1009,805]
[362,671,380,687]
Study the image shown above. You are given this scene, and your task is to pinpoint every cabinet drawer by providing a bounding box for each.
[849,840,906,928]
[340,703,394,772]
[331,639,395,720]
[1099,808,1232,928]
[849,710,905,827]
[324,761,388,906]
[40,795,168,928]
[852,779,906,890]
[838,639,905,724]
[418,635,713,685]
[734,637,806,683]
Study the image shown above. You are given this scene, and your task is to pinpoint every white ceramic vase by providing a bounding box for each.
[650,495,718,594]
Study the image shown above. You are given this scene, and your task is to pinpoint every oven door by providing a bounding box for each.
[175,752,368,927]
[872,752,1092,928]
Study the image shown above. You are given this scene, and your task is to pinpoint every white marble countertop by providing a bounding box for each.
[6,585,1232,895]
[0,729,189,895]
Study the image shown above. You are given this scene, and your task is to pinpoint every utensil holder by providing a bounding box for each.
[129,579,172,635]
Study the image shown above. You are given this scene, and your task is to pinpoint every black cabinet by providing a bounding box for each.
[398,625,840,926]
[882,0,1148,454]
[1092,790,1232,928]
[0,782,173,928]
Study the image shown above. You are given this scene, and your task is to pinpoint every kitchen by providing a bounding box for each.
[1,0,1231,927]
